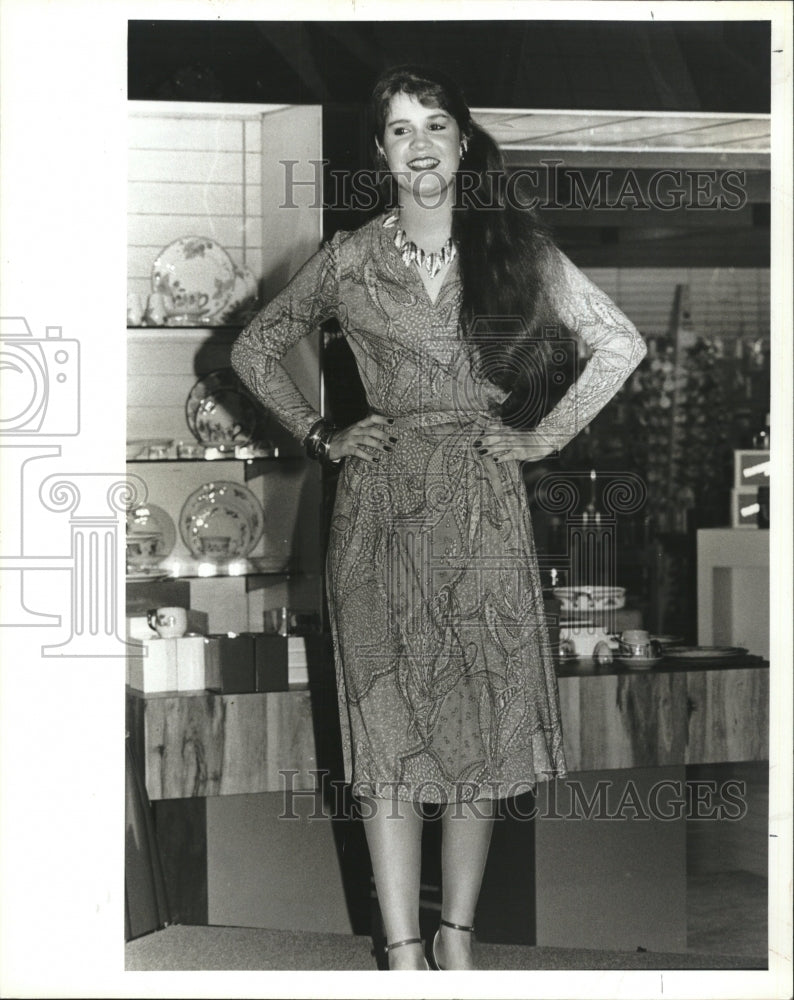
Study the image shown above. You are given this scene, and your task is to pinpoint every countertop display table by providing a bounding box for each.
[126,653,769,950]
[529,653,768,952]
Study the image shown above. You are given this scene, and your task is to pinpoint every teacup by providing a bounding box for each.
[199,535,236,557]
[147,606,188,639]
[126,532,161,564]
[618,630,660,659]
[171,291,209,314]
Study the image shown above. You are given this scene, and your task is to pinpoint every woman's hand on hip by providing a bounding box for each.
[328,414,396,463]
[473,427,556,464]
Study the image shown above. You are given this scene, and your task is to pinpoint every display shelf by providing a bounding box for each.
[127,558,292,581]
[127,324,244,332]
[127,454,281,465]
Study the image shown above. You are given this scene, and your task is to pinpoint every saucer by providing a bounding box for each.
[617,656,663,669]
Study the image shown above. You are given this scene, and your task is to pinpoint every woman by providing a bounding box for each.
[232,64,646,970]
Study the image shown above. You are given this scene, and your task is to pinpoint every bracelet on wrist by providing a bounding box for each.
[303,418,339,465]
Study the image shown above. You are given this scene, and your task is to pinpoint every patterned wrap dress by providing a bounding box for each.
[231,213,646,803]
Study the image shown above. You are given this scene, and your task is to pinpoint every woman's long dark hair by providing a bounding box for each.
[370,65,558,414]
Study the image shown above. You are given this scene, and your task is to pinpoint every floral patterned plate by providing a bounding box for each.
[185,368,261,445]
[179,480,264,560]
[152,236,237,322]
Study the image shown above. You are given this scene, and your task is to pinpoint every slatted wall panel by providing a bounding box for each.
[126,104,324,633]
[584,268,769,339]
[128,103,285,303]
[127,102,323,443]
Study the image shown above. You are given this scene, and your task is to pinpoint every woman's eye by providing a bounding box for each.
[429,123,446,131]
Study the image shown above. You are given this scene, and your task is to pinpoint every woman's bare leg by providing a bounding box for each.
[359,794,426,969]
[436,798,496,970]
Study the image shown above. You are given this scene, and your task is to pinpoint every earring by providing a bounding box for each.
[460,139,468,157]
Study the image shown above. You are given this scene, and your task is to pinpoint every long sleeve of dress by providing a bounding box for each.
[230,234,341,443]
[532,249,647,451]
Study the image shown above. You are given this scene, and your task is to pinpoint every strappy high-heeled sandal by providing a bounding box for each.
[383,936,429,970]
[431,918,475,971]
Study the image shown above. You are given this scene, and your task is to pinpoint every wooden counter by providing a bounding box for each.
[127,656,769,802]
[558,657,768,771]
[126,655,769,946]
[126,683,338,801]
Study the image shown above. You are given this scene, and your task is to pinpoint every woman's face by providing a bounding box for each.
[379,92,462,206]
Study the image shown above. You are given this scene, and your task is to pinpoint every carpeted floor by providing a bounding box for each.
[125,924,767,972]
[687,870,768,956]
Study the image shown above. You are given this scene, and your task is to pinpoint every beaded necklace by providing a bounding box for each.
[383,212,456,279]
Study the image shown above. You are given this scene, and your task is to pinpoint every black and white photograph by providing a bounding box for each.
[0,4,791,999]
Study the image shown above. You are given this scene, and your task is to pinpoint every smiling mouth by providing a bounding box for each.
[407,157,440,171]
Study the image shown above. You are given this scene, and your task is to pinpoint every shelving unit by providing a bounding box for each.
[127,100,325,635]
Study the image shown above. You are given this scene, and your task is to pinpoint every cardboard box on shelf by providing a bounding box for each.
[203,633,256,693]
[253,633,332,690]
[127,635,219,693]
[252,634,290,691]
[731,487,762,528]
[733,449,770,488]
[126,637,178,693]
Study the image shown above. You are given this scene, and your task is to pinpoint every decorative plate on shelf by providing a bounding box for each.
[179,480,264,560]
[185,368,261,446]
[216,265,259,325]
[663,646,748,660]
[126,502,177,570]
[152,237,237,322]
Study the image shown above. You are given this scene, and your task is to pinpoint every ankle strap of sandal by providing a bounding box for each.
[384,936,423,952]
[440,918,475,933]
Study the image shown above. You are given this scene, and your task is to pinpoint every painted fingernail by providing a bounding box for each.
[473,439,482,447]
[383,445,392,452]
[373,457,380,463]
[387,418,395,424]
[478,448,488,455]
[493,456,500,463]
[389,436,398,443]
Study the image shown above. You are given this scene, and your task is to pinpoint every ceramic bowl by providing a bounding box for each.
[553,586,626,612]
